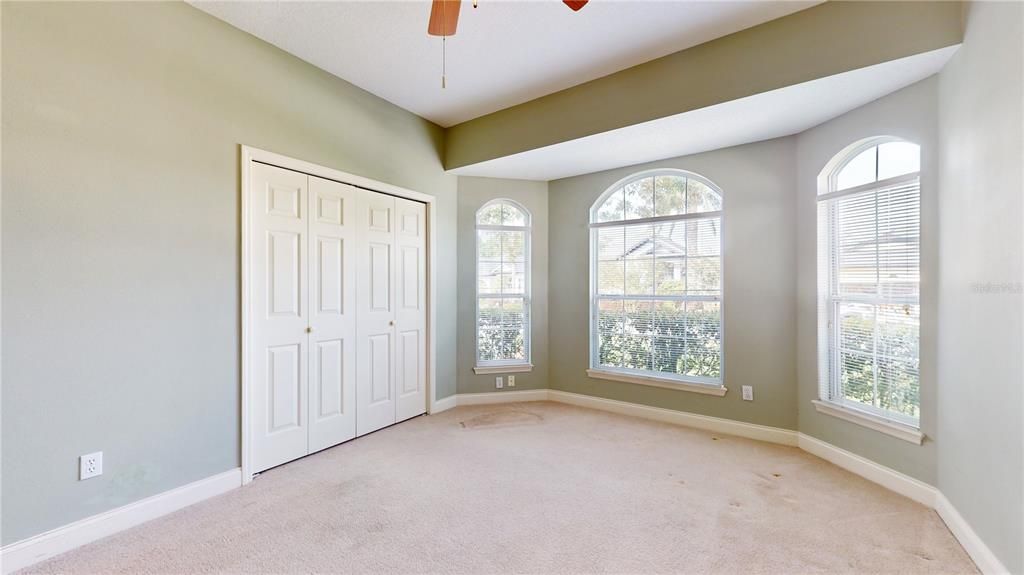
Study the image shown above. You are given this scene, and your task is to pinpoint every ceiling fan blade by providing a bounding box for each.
[428,0,462,37]
[563,0,588,11]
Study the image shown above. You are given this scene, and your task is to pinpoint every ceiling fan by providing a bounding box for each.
[427,0,589,87]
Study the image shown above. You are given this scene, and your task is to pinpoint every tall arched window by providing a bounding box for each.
[475,199,531,371]
[589,170,724,392]
[816,138,921,431]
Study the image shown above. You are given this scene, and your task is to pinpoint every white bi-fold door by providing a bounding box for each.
[249,162,426,474]
[354,193,427,436]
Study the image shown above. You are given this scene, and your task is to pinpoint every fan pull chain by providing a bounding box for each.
[441,0,447,89]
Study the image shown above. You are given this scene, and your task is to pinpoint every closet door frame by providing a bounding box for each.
[240,145,438,485]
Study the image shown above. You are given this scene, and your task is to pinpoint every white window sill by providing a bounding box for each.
[812,400,924,445]
[473,364,533,375]
[585,369,727,397]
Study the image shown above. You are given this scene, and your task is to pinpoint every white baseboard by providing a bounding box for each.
[455,389,549,405]
[430,394,457,414]
[796,433,936,507]
[1,468,242,574]
[934,492,1010,575]
[548,390,799,446]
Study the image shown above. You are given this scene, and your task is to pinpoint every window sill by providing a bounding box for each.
[585,369,727,397]
[474,364,533,375]
[812,400,924,445]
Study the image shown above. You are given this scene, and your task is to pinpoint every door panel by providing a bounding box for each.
[317,237,343,314]
[314,339,344,417]
[395,198,427,422]
[356,190,398,436]
[250,163,309,473]
[369,243,391,311]
[307,176,357,453]
[268,231,301,316]
[268,344,302,431]
[398,330,420,394]
[369,333,392,403]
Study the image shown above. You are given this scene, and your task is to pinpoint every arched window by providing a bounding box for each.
[475,199,531,370]
[589,170,724,391]
[817,138,921,429]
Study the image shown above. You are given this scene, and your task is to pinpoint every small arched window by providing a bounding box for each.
[589,170,724,391]
[817,138,921,429]
[475,199,531,370]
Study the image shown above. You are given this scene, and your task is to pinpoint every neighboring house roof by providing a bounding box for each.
[622,237,687,259]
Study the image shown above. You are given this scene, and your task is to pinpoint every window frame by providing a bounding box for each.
[474,199,532,371]
[587,168,726,393]
[816,136,923,439]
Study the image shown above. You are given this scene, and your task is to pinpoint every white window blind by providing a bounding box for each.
[590,172,723,386]
[476,200,531,366]
[817,140,921,426]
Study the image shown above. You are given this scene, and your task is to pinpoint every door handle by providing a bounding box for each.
[389,320,395,326]
[306,326,313,333]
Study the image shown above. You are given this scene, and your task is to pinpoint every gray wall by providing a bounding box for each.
[457,177,549,394]
[1,1,457,545]
[795,78,940,483]
[548,138,799,429]
[936,2,1023,572]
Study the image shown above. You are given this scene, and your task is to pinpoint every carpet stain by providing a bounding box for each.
[460,410,544,430]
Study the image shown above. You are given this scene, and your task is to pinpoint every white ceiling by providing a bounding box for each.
[191,0,818,127]
[450,46,958,181]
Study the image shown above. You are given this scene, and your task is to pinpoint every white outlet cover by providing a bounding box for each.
[508,376,516,387]
[496,377,503,389]
[80,451,103,480]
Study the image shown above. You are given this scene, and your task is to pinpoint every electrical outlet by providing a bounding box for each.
[741,386,754,401]
[80,451,103,480]
[508,375,516,387]
[495,376,504,389]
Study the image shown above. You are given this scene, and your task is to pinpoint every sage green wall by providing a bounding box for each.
[548,138,798,429]
[1,1,457,545]
[936,2,1023,572]
[457,177,549,394]
[445,1,963,170]
[795,78,940,483]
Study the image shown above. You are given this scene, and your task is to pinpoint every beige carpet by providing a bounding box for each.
[22,402,976,574]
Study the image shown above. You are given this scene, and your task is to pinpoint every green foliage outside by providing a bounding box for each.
[837,311,919,419]
[597,306,721,379]
[477,302,526,362]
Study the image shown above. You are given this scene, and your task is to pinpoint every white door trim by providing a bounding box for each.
[241,145,437,485]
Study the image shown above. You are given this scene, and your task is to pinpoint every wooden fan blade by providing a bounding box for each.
[563,0,588,11]
[428,0,462,37]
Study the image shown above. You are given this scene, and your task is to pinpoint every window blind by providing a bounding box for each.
[818,151,921,425]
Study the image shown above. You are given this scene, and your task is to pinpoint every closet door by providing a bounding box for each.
[355,190,398,436]
[395,198,427,422]
[307,177,357,452]
[250,163,309,472]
